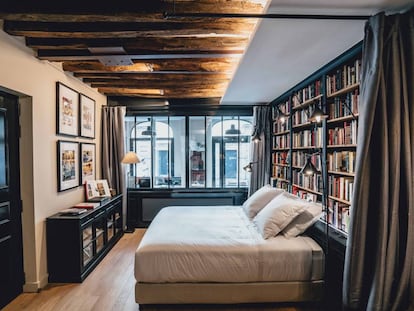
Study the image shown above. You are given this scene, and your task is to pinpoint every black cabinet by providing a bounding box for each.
[46,195,123,283]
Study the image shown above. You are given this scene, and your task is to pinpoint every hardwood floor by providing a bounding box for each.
[3,230,323,311]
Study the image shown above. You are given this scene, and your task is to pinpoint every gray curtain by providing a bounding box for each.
[248,105,271,196]
[101,106,127,223]
[343,8,414,311]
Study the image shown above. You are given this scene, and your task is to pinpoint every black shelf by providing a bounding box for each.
[46,194,123,283]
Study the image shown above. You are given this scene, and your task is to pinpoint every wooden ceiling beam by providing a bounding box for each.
[26,37,249,51]
[3,21,254,38]
[62,59,239,73]
[38,49,244,59]
[37,52,242,61]
[0,0,264,16]
[74,72,232,80]
[87,79,230,88]
[98,87,227,98]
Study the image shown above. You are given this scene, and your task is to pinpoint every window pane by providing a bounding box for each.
[153,117,169,188]
[239,117,253,187]
[169,117,186,188]
[206,116,222,188]
[135,117,153,188]
[189,117,206,188]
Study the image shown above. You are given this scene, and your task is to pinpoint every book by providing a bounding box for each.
[60,208,87,216]
[73,202,100,209]
[85,179,111,201]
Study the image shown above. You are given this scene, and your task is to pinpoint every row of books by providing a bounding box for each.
[327,200,351,233]
[273,134,290,149]
[291,104,317,125]
[272,165,288,180]
[273,99,290,116]
[326,58,361,95]
[292,186,319,202]
[328,120,358,145]
[328,89,359,119]
[328,175,354,202]
[272,151,289,165]
[328,151,356,173]
[270,177,289,190]
[273,120,290,133]
[292,172,323,193]
[293,80,322,106]
[292,128,323,148]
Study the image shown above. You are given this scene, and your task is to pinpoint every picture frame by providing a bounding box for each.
[57,140,79,192]
[79,93,95,138]
[85,179,111,201]
[80,143,96,185]
[56,82,79,137]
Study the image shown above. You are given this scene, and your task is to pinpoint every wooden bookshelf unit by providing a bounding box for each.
[270,42,362,310]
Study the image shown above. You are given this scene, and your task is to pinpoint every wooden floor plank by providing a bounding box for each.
[3,229,322,311]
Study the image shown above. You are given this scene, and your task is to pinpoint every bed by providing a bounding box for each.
[134,188,325,305]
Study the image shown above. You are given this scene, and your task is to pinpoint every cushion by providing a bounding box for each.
[282,201,323,238]
[242,185,285,219]
[252,192,309,239]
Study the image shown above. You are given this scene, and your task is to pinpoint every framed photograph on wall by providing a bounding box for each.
[79,94,95,138]
[80,143,96,185]
[57,140,79,192]
[56,82,79,136]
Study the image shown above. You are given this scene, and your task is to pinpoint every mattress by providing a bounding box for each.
[135,205,324,284]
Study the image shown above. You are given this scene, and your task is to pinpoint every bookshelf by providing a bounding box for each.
[270,42,362,236]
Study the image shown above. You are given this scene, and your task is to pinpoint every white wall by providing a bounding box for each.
[0,28,107,291]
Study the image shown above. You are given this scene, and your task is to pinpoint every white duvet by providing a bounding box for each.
[135,205,324,283]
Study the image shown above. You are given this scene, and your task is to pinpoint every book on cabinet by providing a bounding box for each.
[270,43,362,236]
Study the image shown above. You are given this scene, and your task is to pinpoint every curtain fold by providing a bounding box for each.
[101,106,127,224]
[248,106,271,196]
[343,8,414,311]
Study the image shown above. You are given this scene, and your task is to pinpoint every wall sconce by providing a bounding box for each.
[243,162,257,172]
[251,131,261,143]
[276,108,289,124]
[300,156,320,176]
[309,106,329,123]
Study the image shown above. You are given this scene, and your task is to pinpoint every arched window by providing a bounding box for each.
[124,115,252,189]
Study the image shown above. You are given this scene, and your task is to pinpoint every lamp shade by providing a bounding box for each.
[309,106,328,123]
[243,162,258,172]
[300,157,319,176]
[251,132,261,143]
[121,151,140,164]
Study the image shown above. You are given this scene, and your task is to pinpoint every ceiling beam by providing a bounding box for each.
[62,58,239,73]
[74,72,232,80]
[26,37,249,51]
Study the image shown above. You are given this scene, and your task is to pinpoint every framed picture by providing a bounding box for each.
[56,82,79,136]
[85,179,111,201]
[57,140,79,192]
[80,143,96,185]
[79,94,95,138]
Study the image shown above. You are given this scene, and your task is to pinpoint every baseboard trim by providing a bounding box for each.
[23,274,48,293]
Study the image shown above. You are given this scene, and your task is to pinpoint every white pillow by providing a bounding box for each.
[253,192,309,239]
[282,202,323,238]
[242,185,285,219]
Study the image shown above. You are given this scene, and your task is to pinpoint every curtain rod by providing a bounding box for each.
[163,12,371,20]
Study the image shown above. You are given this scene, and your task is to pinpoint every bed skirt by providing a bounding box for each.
[135,280,324,304]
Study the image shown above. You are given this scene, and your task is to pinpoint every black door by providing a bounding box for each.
[0,92,23,309]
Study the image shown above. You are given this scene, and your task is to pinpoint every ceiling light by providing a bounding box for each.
[225,124,241,135]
